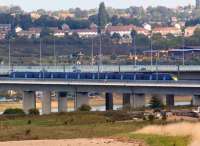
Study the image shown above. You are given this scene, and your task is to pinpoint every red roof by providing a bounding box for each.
[107,25,135,32]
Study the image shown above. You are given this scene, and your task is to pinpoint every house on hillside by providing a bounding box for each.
[152,27,182,37]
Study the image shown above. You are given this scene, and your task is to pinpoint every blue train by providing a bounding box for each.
[9,72,178,81]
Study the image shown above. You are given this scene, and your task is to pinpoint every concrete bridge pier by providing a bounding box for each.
[58,92,67,112]
[105,93,113,110]
[75,92,89,110]
[193,95,200,106]
[152,94,164,104]
[123,93,145,109]
[41,91,51,115]
[123,93,131,109]
[133,94,145,108]
[23,91,36,114]
[166,94,175,108]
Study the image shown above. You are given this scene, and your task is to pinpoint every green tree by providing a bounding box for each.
[40,27,53,38]
[149,96,163,109]
[98,2,109,33]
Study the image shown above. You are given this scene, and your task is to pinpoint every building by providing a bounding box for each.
[17,27,41,38]
[196,0,200,9]
[152,27,181,37]
[70,28,98,38]
[53,29,66,37]
[0,24,11,39]
[106,25,135,37]
[185,25,200,37]
[106,25,150,37]
[30,12,41,20]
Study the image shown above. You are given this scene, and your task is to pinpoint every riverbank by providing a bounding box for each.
[0,138,143,146]
[0,111,191,146]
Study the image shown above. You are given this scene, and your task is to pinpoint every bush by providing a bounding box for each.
[149,96,164,109]
[78,104,91,111]
[28,108,40,115]
[3,108,25,116]
[148,114,155,122]
[104,111,132,122]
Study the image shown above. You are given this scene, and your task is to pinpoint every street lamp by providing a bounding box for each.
[181,27,185,66]
[143,23,152,68]
[53,37,57,66]
[131,30,137,67]
[99,34,102,72]
[91,38,94,66]
[149,30,153,69]
[39,39,42,68]
[8,38,11,72]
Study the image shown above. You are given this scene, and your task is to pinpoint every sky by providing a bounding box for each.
[0,0,196,11]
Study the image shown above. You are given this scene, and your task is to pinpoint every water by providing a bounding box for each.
[0,97,6,102]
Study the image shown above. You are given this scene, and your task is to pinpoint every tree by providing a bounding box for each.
[17,14,33,30]
[111,32,121,40]
[149,96,163,109]
[131,29,137,44]
[40,27,53,38]
[97,2,109,33]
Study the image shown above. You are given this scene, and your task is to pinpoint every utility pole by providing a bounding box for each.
[99,34,102,72]
[133,35,137,66]
[150,31,153,69]
[8,39,11,72]
[91,38,94,66]
[182,27,185,66]
[53,37,56,66]
[40,39,42,68]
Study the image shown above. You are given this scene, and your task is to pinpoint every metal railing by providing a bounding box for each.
[0,65,200,74]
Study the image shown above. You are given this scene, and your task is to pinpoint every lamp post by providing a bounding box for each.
[99,34,102,72]
[53,37,57,66]
[39,39,42,68]
[8,38,11,72]
[181,27,185,66]
[91,38,94,66]
[131,30,137,67]
[150,31,153,68]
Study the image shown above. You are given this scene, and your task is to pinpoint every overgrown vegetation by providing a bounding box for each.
[78,104,92,112]
[127,134,190,146]
[3,108,25,116]
[0,111,190,146]
[28,108,40,116]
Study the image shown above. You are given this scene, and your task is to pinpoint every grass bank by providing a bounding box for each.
[0,111,190,146]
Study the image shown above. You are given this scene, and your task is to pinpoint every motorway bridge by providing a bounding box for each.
[1,65,200,80]
[1,78,200,114]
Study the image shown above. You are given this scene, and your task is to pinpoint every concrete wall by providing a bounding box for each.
[41,91,51,115]
[75,92,89,110]
[105,93,113,110]
[58,92,67,112]
[23,91,36,114]
[193,95,200,106]
[123,93,145,109]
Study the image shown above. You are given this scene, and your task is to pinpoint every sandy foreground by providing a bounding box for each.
[0,138,141,146]
[135,122,200,146]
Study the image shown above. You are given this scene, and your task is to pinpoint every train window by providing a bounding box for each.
[123,73,134,80]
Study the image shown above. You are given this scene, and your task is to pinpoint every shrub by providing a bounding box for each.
[148,114,155,123]
[28,108,40,115]
[27,120,32,125]
[25,129,31,136]
[3,108,25,116]
[104,111,132,122]
[149,96,164,109]
[78,104,92,112]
